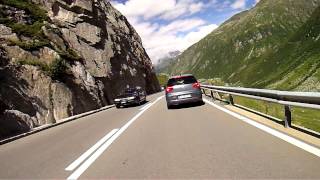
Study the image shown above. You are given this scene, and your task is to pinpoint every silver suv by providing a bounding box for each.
[165,74,203,109]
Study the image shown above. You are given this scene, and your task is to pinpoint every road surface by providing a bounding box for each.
[0,92,319,179]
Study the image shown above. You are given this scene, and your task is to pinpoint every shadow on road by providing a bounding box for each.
[169,101,205,110]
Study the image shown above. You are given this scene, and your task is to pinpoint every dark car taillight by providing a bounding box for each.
[166,86,173,93]
[192,82,200,89]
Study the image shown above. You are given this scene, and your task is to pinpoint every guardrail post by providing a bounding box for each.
[202,89,206,96]
[229,95,234,105]
[284,105,292,128]
[210,90,215,100]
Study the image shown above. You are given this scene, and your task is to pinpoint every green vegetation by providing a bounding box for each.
[9,21,45,37]
[230,6,320,131]
[203,89,320,132]
[203,92,320,131]
[18,58,50,72]
[0,17,49,49]
[7,39,50,51]
[0,0,49,47]
[1,17,46,39]
[57,48,82,62]
[156,73,169,87]
[0,0,48,22]
[0,17,11,24]
[49,58,67,80]
[1,0,79,81]
[251,5,320,90]
[232,96,320,132]
[18,58,67,80]
[233,96,285,120]
[163,0,320,92]
[205,78,226,86]
[160,1,320,132]
[292,107,320,132]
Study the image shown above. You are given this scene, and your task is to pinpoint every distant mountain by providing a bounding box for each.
[155,50,181,73]
[162,0,320,91]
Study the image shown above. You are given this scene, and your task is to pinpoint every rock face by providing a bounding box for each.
[0,0,160,138]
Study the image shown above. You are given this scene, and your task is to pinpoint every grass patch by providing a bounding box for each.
[205,78,226,86]
[0,0,49,39]
[18,58,50,72]
[0,0,48,22]
[49,58,67,80]
[233,96,320,132]
[9,21,44,37]
[0,17,12,24]
[0,16,46,40]
[7,39,50,51]
[156,74,169,87]
[17,58,67,80]
[57,48,82,62]
[234,96,285,120]
[292,107,320,132]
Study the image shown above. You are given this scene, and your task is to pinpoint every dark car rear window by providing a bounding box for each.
[125,89,136,93]
[121,88,137,95]
[167,76,197,86]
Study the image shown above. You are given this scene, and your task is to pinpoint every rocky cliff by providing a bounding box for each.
[0,0,160,138]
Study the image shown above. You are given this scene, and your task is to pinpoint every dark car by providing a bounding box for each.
[114,87,146,108]
[165,74,203,109]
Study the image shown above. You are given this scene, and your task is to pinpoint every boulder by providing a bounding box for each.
[0,110,35,138]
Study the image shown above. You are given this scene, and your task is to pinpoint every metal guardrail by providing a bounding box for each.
[201,84,320,128]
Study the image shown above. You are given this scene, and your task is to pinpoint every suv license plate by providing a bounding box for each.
[178,94,191,99]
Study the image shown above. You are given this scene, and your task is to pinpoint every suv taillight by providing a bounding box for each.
[192,82,200,89]
[166,86,173,93]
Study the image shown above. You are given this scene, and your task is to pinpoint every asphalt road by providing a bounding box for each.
[0,92,319,179]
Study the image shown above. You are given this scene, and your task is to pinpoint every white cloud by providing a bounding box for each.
[111,0,218,63]
[141,22,218,62]
[231,0,246,9]
[127,17,217,63]
[112,0,205,21]
[160,0,205,20]
[109,0,261,64]
[184,24,218,44]
[189,2,204,14]
[157,18,206,35]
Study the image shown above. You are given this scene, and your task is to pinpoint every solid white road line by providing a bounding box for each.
[203,98,320,157]
[67,96,164,180]
[139,102,152,111]
[65,129,119,171]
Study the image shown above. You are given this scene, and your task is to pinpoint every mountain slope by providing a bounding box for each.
[163,0,320,91]
[155,51,180,73]
[0,0,160,138]
[263,5,320,91]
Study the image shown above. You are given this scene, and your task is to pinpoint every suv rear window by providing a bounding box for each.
[167,76,197,86]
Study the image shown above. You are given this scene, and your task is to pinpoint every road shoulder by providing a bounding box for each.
[203,97,320,148]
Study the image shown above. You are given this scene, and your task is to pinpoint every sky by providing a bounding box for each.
[110,0,261,64]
